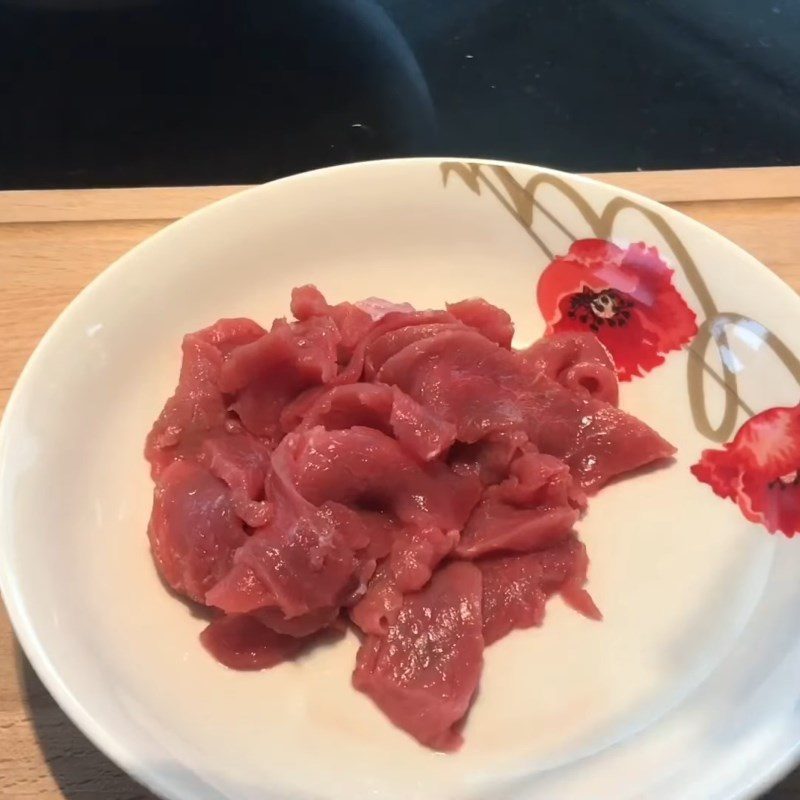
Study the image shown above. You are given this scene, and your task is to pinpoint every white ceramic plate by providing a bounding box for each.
[2,159,800,800]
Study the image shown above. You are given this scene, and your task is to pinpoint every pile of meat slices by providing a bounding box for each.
[145,285,674,751]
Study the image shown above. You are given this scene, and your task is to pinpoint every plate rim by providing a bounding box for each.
[1,156,799,800]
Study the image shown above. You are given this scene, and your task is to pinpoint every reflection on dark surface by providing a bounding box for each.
[0,0,436,187]
[1,0,800,188]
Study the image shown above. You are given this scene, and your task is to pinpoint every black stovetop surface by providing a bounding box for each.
[2,0,799,189]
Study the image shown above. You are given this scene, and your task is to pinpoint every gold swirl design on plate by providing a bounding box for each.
[440,161,800,442]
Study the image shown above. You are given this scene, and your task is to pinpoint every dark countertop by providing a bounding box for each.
[1,0,800,189]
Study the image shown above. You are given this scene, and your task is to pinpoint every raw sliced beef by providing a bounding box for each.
[222,316,340,442]
[478,535,601,645]
[288,426,481,529]
[350,526,459,634]
[363,322,465,380]
[353,562,484,751]
[145,318,268,475]
[522,331,619,405]
[294,383,456,461]
[291,284,373,360]
[194,317,267,357]
[448,430,530,485]
[145,333,227,477]
[377,328,673,491]
[145,284,676,751]
[205,437,362,618]
[377,328,526,441]
[204,498,358,617]
[148,460,247,603]
[200,614,307,670]
[198,432,272,526]
[339,309,458,384]
[446,297,514,348]
[523,373,675,492]
[456,450,580,558]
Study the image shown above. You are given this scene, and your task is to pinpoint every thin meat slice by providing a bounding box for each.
[377,329,528,442]
[296,383,394,435]
[252,605,342,637]
[145,319,267,477]
[145,333,227,477]
[200,614,306,670]
[523,372,675,492]
[204,502,357,617]
[378,328,673,491]
[148,460,247,603]
[291,285,373,360]
[522,332,618,405]
[198,432,272,526]
[205,438,361,617]
[350,526,459,634]
[221,317,340,442]
[446,298,515,348]
[363,322,465,380]
[478,535,601,645]
[278,385,329,433]
[390,389,458,461]
[194,317,267,357]
[353,562,484,751]
[289,426,481,529]
[337,309,458,385]
[449,430,530,485]
[221,316,340,394]
[199,432,270,501]
[456,451,580,558]
[295,383,456,461]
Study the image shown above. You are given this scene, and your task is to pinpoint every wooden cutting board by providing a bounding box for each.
[1,167,799,799]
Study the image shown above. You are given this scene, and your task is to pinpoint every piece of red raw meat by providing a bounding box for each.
[194,317,267,357]
[350,526,459,634]
[288,426,481,529]
[362,321,465,380]
[292,383,457,461]
[478,535,601,645]
[145,334,227,477]
[145,284,676,751]
[456,450,580,558]
[376,328,524,441]
[291,284,374,361]
[148,460,248,603]
[353,561,484,751]
[221,316,340,442]
[205,436,362,617]
[378,328,673,491]
[448,430,529,485]
[198,432,272,526]
[446,297,515,348]
[145,319,267,477]
[523,372,675,492]
[339,309,458,384]
[522,330,619,405]
[200,614,306,670]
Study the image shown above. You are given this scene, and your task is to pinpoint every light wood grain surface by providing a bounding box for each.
[1,167,799,800]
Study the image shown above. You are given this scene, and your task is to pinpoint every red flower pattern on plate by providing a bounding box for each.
[691,404,800,537]
[537,239,698,380]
